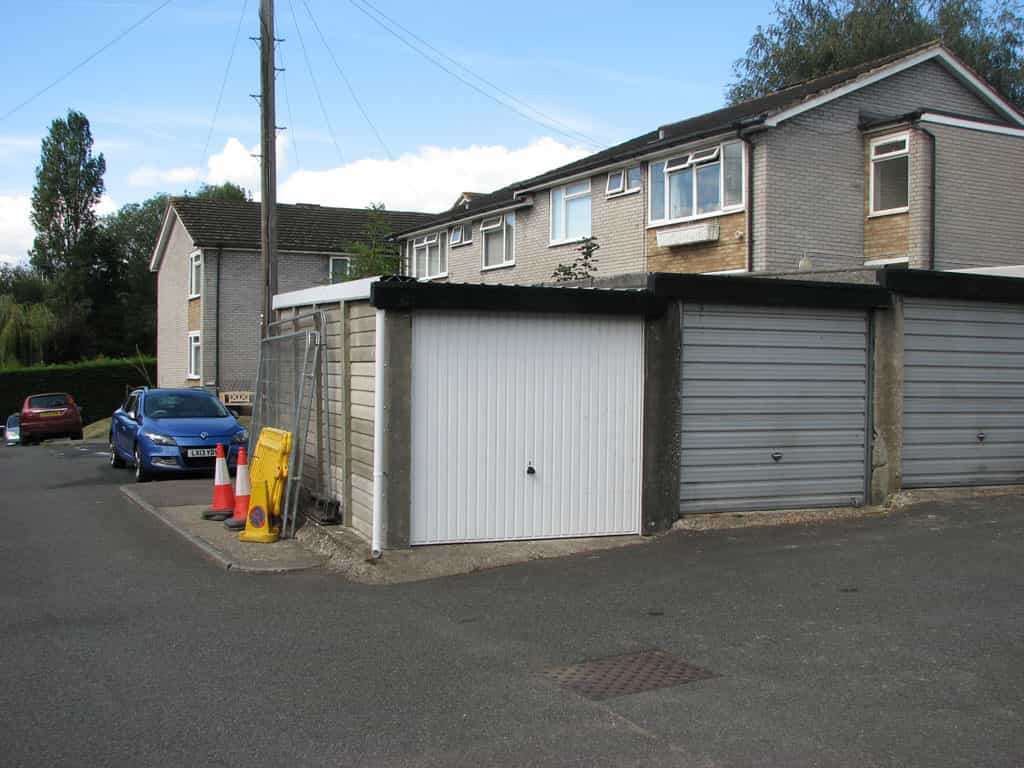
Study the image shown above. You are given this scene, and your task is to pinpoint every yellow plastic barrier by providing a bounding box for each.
[239,427,292,544]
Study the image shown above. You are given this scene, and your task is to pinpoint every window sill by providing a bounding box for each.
[548,238,588,248]
[186,375,200,381]
[606,187,641,199]
[450,241,473,248]
[481,262,515,272]
[188,294,201,300]
[867,208,909,218]
[418,273,448,281]
[647,207,744,229]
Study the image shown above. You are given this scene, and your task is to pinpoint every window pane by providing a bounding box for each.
[504,213,515,263]
[439,233,447,274]
[669,168,693,219]
[607,170,624,193]
[450,226,462,244]
[650,161,666,220]
[551,187,564,240]
[428,243,440,275]
[873,139,906,157]
[874,156,909,211]
[415,245,427,276]
[484,229,503,267]
[696,162,720,214]
[626,166,642,190]
[566,180,589,196]
[566,195,591,240]
[723,142,743,207]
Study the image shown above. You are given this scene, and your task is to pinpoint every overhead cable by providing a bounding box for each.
[348,0,604,150]
[200,0,250,171]
[302,0,393,160]
[1,0,175,122]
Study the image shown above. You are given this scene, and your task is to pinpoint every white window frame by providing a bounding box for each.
[187,250,202,299]
[187,332,201,380]
[648,140,745,228]
[550,179,592,245]
[868,132,910,217]
[411,232,448,280]
[329,256,351,283]
[449,223,471,247]
[606,165,642,198]
[481,214,515,270]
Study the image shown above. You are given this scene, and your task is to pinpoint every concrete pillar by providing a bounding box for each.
[641,301,682,534]
[382,308,413,548]
[870,297,904,504]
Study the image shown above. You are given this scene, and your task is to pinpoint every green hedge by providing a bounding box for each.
[0,357,156,423]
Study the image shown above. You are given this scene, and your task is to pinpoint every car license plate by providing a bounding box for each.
[40,410,64,418]
[187,448,216,458]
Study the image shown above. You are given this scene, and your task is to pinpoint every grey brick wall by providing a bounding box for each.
[414,170,646,285]
[155,215,194,388]
[752,59,1004,272]
[199,249,332,393]
[929,124,1024,269]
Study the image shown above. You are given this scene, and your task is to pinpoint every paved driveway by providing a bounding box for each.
[1,442,1022,767]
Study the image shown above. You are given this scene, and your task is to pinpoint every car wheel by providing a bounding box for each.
[110,435,126,468]
[134,444,150,483]
[71,431,83,441]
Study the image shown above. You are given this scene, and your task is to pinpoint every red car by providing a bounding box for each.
[20,393,83,444]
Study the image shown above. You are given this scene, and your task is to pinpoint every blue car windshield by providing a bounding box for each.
[143,392,230,419]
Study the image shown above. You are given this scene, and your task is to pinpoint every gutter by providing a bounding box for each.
[739,129,755,272]
[370,308,387,559]
[390,198,534,241]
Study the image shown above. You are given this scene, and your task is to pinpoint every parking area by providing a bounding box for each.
[1,443,1023,766]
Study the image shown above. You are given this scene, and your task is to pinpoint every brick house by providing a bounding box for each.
[394,43,1024,283]
[150,198,434,393]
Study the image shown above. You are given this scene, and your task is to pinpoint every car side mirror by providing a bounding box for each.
[132,411,143,423]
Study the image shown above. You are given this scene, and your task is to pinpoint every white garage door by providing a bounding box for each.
[903,298,1024,487]
[410,311,643,544]
[680,303,870,512]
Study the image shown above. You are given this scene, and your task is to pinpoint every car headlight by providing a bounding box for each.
[232,429,249,445]
[144,432,177,446]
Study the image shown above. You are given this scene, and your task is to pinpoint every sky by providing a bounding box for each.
[0,0,775,265]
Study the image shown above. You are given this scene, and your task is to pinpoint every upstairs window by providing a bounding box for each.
[550,180,591,243]
[412,232,447,279]
[649,140,744,225]
[607,165,642,196]
[482,213,515,269]
[870,133,909,216]
[188,251,202,298]
[449,223,471,247]
[329,256,350,283]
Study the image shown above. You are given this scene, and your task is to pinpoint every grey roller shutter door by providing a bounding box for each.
[903,298,1024,488]
[680,304,870,513]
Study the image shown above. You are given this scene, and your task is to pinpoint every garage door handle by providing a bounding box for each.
[977,432,986,442]
[771,452,783,462]
[526,463,536,476]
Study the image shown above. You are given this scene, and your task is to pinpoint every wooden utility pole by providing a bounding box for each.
[259,0,278,337]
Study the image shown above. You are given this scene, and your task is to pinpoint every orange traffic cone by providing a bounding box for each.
[201,444,235,520]
[223,446,250,530]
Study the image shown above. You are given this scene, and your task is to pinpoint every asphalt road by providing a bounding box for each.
[1,441,1023,767]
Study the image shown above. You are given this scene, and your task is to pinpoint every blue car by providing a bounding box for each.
[110,388,248,482]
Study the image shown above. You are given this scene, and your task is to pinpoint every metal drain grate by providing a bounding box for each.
[544,649,716,700]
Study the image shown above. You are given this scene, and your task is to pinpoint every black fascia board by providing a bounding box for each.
[647,272,892,309]
[370,278,664,316]
[880,268,1024,303]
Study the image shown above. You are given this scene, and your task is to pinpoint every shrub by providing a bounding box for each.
[0,357,155,422]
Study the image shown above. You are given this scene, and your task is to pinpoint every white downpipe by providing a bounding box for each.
[370,308,387,559]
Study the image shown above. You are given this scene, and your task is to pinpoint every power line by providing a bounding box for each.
[287,0,345,164]
[200,0,250,171]
[301,0,393,160]
[348,0,604,150]
[0,0,175,123]
[277,38,302,170]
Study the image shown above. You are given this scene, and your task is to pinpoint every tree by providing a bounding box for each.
[101,194,167,355]
[29,110,106,279]
[342,203,401,280]
[728,0,1024,109]
[551,236,601,282]
[192,181,250,201]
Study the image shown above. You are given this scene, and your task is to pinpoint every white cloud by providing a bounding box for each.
[0,193,33,266]
[278,137,588,213]
[125,135,583,214]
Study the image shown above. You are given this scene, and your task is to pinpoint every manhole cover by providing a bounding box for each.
[543,648,716,700]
